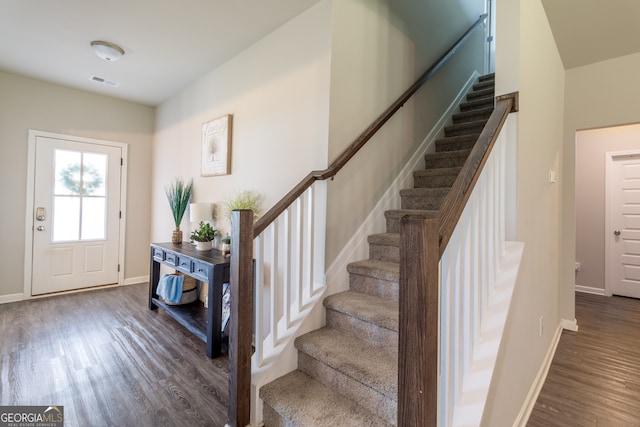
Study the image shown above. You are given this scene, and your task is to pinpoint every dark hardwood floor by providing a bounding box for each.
[0,283,229,427]
[528,292,640,427]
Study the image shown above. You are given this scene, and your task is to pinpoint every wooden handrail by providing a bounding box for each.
[438,91,518,254]
[253,13,488,237]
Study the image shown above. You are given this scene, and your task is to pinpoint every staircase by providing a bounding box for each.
[260,74,495,426]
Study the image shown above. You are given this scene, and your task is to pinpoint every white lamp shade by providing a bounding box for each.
[190,203,214,224]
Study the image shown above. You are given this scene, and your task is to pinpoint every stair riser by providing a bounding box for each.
[369,242,399,263]
[326,309,398,348]
[298,353,398,425]
[444,123,485,137]
[385,217,401,234]
[460,97,494,112]
[435,137,478,152]
[262,405,287,427]
[452,109,492,124]
[473,80,494,91]
[413,173,458,188]
[349,273,399,302]
[467,88,494,100]
[401,193,447,210]
[425,153,469,169]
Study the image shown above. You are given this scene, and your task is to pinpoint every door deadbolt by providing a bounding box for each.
[36,207,46,221]
[614,230,621,236]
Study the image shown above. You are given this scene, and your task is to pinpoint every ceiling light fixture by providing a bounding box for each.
[90,40,125,61]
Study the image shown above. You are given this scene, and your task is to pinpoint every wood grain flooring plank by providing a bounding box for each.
[0,283,229,427]
[528,293,640,427]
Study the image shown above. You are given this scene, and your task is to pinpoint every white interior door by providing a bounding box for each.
[31,135,123,295]
[608,152,640,298]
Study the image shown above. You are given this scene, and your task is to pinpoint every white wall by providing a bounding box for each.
[575,124,640,293]
[152,1,331,242]
[482,0,567,424]
[325,0,486,264]
[0,70,154,299]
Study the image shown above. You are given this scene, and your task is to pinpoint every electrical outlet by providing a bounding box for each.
[539,316,544,337]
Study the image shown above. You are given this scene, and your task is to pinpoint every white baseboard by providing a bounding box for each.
[513,323,563,426]
[0,293,24,304]
[325,71,481,291]
[575,285,608,296]
[124,275,149,286]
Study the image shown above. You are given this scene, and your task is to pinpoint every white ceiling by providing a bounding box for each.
[1,1,637,107]
[0,0,322,106]
[541,0,640,69]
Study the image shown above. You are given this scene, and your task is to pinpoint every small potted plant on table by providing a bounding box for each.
[190,221,217,251]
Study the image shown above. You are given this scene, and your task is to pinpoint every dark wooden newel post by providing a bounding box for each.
[228,209,253,427]
[398,214,439,426]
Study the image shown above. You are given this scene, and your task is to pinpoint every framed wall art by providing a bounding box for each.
[201,114,232,176]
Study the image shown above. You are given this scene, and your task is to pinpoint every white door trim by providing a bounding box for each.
[604,149,640,297]
[23,130,128,299]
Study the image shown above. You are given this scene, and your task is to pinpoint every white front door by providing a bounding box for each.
[608,152,640,298]
[30,133,124,295]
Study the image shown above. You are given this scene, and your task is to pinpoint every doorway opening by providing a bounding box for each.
[575,123,640,298]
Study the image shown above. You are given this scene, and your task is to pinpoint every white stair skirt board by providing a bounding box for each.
[561,318,579,332]
[513,322,563,427]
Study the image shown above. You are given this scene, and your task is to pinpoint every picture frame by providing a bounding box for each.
[201,114,232,176]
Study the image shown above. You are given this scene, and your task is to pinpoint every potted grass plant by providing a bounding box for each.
[165,178,193,244]
[221,190,262,256]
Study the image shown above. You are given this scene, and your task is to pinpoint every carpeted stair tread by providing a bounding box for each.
[295,327,398,398]
[452,107,493,124]
[444,119,487,137]
[347,259,399,282]
[260,370,394,427]
[460,97,494,111]
[466,86,494,100]
[425,149,471,169]
[384,209,439,220]
[473,79,494,91]
[400,187,450,210]
[436,135,480,152]
[479,73,495,81]
[324,291,399,333]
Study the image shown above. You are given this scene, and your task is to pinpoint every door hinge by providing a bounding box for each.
[119,211,122,219]
[118,264,121,272]
[121,157,123,166]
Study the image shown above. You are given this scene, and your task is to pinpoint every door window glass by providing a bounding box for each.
[52,149,107,242]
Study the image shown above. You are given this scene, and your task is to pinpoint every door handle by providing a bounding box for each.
[37,226,45,231]
[614,230,621,236]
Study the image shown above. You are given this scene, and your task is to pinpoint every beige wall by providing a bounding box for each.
[152,1,331,242]
[575,124,640,292]
[0,70,154,298]
[483,0,567,424]
[325,0,486,264]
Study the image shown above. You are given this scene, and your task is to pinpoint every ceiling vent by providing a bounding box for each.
[90,75,119,87]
